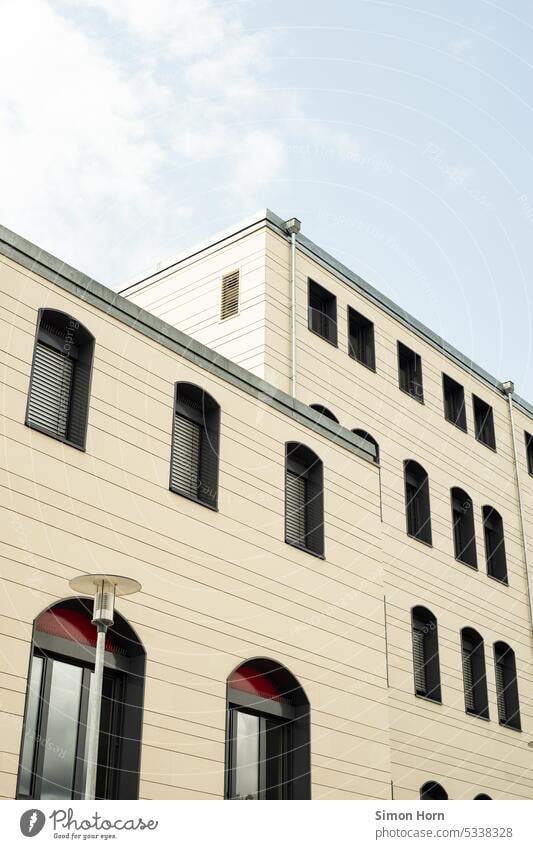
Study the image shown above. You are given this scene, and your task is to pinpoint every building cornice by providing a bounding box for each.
[0,223,377,464]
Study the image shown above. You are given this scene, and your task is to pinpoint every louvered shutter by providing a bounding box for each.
[286,470,307,547]
[27,342,73,438]
[495,660,507,722]
[462,647,475,712]
[171,413,201,498]
[412,627,427,695]
[221,271,239,320]
[199,427,218,507]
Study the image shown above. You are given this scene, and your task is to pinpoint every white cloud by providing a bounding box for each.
[0,0,362,281]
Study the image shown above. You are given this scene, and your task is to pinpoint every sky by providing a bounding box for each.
[1,0,533,398]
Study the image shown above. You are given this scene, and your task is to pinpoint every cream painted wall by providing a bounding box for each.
[0,250,389,800]
[119,218,533,799]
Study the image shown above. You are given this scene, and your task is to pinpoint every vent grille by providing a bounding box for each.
[285,470,307,547]
[495,660,507,722]
[221,270,239,320]
[27,342,73,438]
[462,648,475,712]
[412,627,427,695]
[170,413,201,498]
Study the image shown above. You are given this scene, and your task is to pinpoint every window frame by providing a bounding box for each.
[493,641,521,731]
[450,488,478,569]
[472,394,496,450]
[397,341,424,403]
[285,442,325,559]
[482,505,508,585]
[404,460,432,545]
[442,373,467,431]
[169,382,221,511]
[347,306,376,371]
[460,628,489,720]
[411,606,442,703]
[307,279,338,347]
[525,431,533,476]
[25,308,95,451]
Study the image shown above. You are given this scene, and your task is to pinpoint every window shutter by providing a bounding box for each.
[68,361,91,447]
[221,271,240,320]
[462,647,475,712]
[495,660,507,722]
[413,627,427,694]
[286,471,307,547]
[171,413,201,498]
[27,342,74,439]
[199,428,218,507]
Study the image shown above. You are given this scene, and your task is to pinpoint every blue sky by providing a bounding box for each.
[2,0,533,397]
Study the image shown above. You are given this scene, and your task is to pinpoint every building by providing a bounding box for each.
[0,210,532,801]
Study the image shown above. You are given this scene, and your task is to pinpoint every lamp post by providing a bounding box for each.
[68,573,142,800]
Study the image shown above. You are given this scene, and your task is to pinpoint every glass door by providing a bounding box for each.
[228,708,291,799]
[18,653,123,800]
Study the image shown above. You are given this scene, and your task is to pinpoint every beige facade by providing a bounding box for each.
[1,210,532,800]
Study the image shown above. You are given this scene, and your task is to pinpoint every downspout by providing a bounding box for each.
[285,218,301,398]
[502,380,533,629]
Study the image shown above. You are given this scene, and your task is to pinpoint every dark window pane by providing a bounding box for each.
[18,655,44,798]
[443,374,467,430]
[473,395,496,449]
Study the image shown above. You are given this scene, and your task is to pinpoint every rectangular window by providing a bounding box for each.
[308,280,337,346]
[473,395,496,449]
[347,307,375,370]
[412,626,427,696]
[398,342,424,402]
[525,431,533,475]
[221,270,240,320]
[442,374,467,430]
[285,471,307,548]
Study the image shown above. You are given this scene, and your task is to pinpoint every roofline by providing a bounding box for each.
[0,222,377,464]
[120,208,532,418]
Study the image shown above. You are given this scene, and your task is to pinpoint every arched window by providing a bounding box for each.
[285,442,324,557]
[494,642,521,730]
[482,507,508,584]
[451,488,477,568]
[17,599,145,801]
[225,658,310,799]
[170,382,220,509]
[461,628,489,719]
[26,309,94,449]
[420,781,448,800]
[404,460,432,544]
[475,794,492,799]
[411,607,441,702]
[352,429,380,464]
[309,404,339,424]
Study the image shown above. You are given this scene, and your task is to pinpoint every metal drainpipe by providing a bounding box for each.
[284,218,301,398]
[502,380,533,630]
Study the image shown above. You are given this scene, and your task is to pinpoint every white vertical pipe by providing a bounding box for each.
[84,623,107,800]
[503,382,533,630]
[290,231,297,398]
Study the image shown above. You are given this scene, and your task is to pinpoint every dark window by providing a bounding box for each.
[482,506,508,584]
[170,383,220,509]
[525,431,533,476]
[26,309,94,449]
[420,781,448,800]
[285,442,324,557]
[442,374,467,431]
[309,404,339,423]
[308,280,337,346]
[347,307,375,370]
[404,460,432,544]
[17,600,145,800]
[474,794,492,799]
[494,642,521,730]
[451,488,477,568]
[221,270,239,320]
[352,429,379,464]
[398,342,424,402]
[226,659,310,800]
[461,628,489,719]
[473,395,496,449]
[411,606,441,702]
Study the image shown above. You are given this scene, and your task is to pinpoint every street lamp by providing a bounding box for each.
[68,573,142,800]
